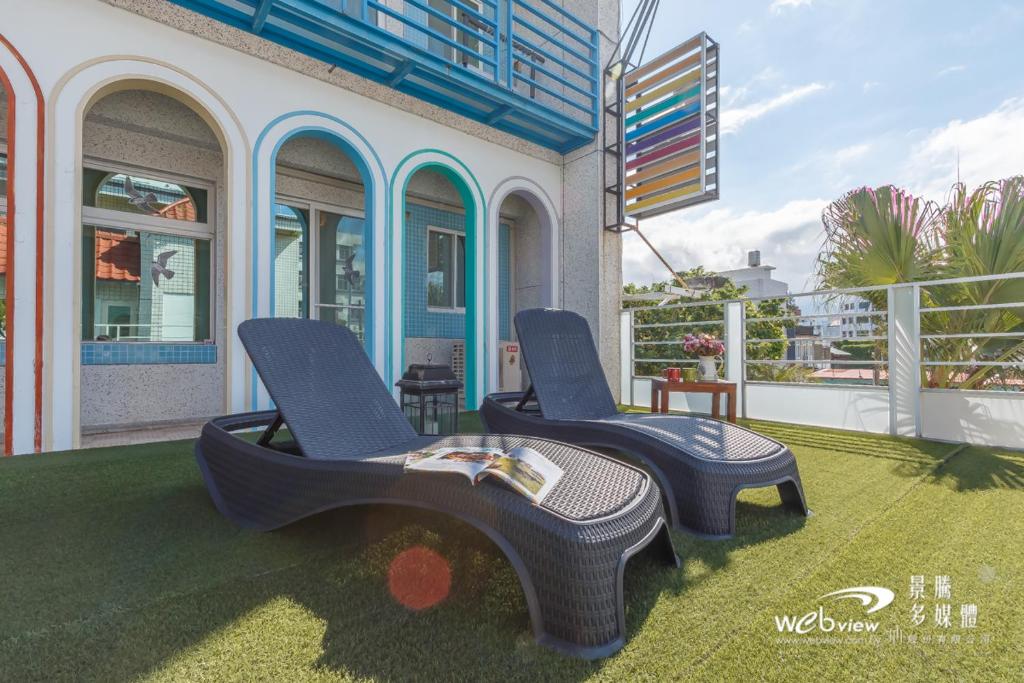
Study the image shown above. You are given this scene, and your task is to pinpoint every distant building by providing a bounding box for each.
[838,298,875,338]
[786,324,850,369]
[717,251,790,299]
[801,315,841,339]
[800,297,875,339]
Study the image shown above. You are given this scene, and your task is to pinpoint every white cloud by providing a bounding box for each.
[720,67,782,109]
[834,142,871,165]
[721,82,828,134]
[622,199,829,290]
[903,97,1024,199]
[770,0,814,13]
[935,64,967,78]
[862,80,880,93]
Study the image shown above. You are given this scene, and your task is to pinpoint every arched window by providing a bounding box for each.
[88,171,203,222]
[81,166,213,342]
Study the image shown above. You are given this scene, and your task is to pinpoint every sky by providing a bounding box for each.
[619,0,1024,292]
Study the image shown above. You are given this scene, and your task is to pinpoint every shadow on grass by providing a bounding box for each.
[0,487,678,682]
[740,418,962,483]
[670,496,809,581]
[621,407,952,478]
[749,414,1024,494]
[929,445,1024,492]
[0,430,811,682]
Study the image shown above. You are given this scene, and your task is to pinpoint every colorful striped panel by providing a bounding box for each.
[626,118,700,156]
[625,101,700,143]
[625,167,701,201]
[625,69,702,113]
[625,149,701,186]
[625,50,702,99]
[625,132,701,171]
[624,85,702,127]
[620,32,719,221]
[626,179,703,214]
[624,34,702,87]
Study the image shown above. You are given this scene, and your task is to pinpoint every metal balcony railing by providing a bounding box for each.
[621,272,1024,449]
[169,0,600,152]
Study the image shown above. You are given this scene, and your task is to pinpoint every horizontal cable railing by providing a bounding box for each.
[745,287,888,386]
[623,272,1024,397]
[626,299,726,378]
[917,272,1024,392]
[625,287,890,386]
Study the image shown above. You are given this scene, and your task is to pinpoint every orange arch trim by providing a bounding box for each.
[0,33,45,455]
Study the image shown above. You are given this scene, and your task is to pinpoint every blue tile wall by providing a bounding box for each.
[405,203,512,340]
[499,223,511,341]
[81,342,217,365]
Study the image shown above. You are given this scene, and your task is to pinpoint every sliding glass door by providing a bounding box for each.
[314,210,366,340]
[273,199,366,343]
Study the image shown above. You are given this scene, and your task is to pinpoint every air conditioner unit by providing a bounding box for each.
[452,341,465,409]
[499,342,522,392]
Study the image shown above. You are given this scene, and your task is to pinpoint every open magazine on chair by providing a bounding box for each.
[404,446,563,505]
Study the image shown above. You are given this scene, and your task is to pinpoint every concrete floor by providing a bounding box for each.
[80,419,207,449]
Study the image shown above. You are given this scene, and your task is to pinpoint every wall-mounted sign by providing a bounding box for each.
[622,33,719,220]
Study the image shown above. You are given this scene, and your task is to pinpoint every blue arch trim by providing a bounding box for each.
[389,149,488,410]
[251,111,387,410]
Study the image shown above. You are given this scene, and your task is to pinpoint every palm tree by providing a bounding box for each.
[819,185,943,305]
[818,178,1024,390]
[930,178,1024,388]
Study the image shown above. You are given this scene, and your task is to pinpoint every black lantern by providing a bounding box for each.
[396,364,463,435]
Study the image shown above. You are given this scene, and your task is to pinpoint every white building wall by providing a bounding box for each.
[3,0,576,450]
[717,265,790,299]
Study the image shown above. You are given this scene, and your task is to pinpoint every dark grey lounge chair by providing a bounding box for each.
[480,308,809,539]
[195,318,677,659]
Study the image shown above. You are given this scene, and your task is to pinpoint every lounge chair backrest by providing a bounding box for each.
[238,318,416,459]
[514,308,619,420]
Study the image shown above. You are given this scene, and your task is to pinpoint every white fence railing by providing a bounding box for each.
[621,272,1024,449]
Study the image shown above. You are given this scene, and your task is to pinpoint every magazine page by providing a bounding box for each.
[404,447,505,484]
[477,446,563,505]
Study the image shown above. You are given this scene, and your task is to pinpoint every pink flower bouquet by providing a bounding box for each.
[683,333,725,357]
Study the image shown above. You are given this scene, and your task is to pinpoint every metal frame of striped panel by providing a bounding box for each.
[622,33,719,220]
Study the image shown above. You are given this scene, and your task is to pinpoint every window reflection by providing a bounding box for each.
[82,225,212,342]
[273,203,309,318]
[84,169,207,223]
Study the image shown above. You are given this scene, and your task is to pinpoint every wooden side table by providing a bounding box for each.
[650,378,738,423]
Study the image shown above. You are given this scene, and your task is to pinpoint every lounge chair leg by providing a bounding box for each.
[527,565,626,660]
[513,514,677,660]
[655,522,682,568]
[777,479,809,516]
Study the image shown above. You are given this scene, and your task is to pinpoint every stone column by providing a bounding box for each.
[888,284,921,437]
[560,0,622,399]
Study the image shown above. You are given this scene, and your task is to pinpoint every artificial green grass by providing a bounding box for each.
[1,414,1021,681]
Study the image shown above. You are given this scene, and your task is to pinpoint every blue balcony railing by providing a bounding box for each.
[168,0,600,152]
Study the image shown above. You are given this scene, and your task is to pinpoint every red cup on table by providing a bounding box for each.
[665,367,681,382]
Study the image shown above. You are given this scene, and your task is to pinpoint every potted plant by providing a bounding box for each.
[684,333,725,381]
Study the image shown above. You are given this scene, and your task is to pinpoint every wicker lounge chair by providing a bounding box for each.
[480,308,809,538]
[195,318,678,659]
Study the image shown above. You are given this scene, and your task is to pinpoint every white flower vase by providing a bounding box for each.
[698,356,719,381]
